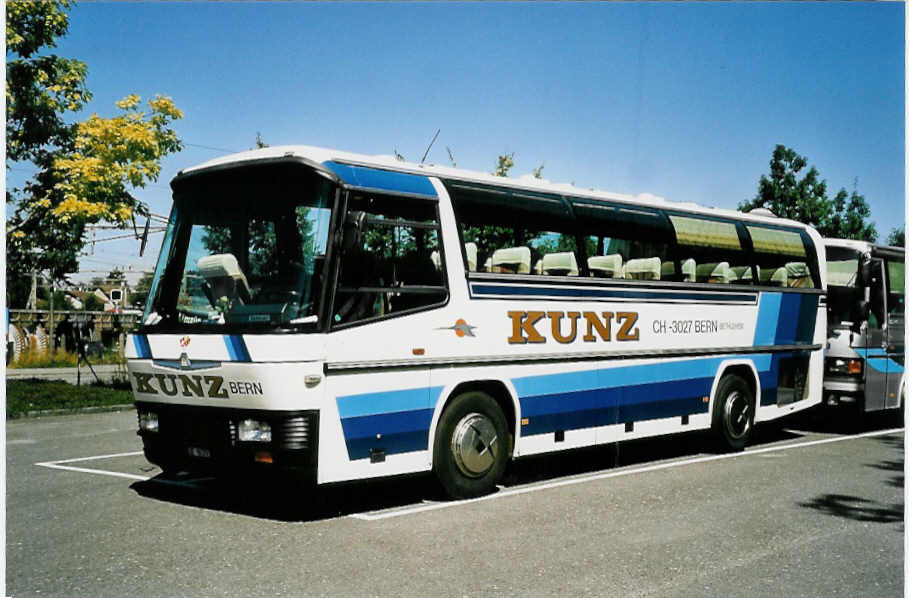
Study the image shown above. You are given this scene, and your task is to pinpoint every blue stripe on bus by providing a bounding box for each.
[471,283,756,303]
[520,381,713,436]
[794,294,819,344]
[337,386,444,460]
[854,349,904,373]
[323,162,438,198]
[340,408,436,460]
[337,386,445,419]
[132,334,151,358]
[512,357,734,398]
[754,292,817,347]
[774,293,802,345]
[222,335,251,362]
[754,293,782,346]
[335,350,808,459]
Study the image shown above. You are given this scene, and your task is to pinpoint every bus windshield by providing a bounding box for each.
[142,164,335,332]
[826,246,862,326]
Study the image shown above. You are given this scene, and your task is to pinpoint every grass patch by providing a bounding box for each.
[7,379,133,418]
[8,349,125,369]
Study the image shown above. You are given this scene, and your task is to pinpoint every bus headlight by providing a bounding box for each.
[238,419,272,442]
[138,411,159,433]
[826,357,863,376]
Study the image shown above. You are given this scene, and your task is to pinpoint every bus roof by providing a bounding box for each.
[176,144,817,233]
[825,237,905,257]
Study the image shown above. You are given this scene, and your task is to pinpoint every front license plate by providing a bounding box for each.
[188,447,211,458]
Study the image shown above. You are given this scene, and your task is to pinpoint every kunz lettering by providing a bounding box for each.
[508,310,640,344]
[133,373,231,398]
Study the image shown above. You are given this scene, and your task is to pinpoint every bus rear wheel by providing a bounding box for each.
[433,391,510,499]
[711,374,754,452]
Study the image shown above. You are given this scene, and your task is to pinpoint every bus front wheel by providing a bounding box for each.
[711,374,754,452]
[433,391,510,500]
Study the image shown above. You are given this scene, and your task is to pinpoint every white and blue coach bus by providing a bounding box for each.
[823,239,904,415]
[127,145,826,498]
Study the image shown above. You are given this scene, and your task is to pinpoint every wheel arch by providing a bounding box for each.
[709,359,760,417]
[428,378,520,466]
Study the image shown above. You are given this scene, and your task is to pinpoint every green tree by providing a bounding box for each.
[887,226,905,247]
[739,145,876,242]
[130,270,155,307]
[6,0,183,287]
[494,153,514,177]
[825,181,877,242]
[82,294,103,312]
[52,290,72,311]
[107,269,126,286]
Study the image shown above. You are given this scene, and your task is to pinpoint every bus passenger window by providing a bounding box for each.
[573,201,673,281]
[886,258,904,316]
[669,215,746,285]
[333,193,447,325]
[447,183,578,277]
[747,225,818,289]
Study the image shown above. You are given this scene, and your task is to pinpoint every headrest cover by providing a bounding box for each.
[198,254,243,279]
[542,252,578,275]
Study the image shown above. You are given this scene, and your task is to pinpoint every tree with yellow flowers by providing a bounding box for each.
[7,0,183,305]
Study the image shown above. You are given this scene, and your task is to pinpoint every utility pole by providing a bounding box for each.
[49,279,55,351]
[27,270,37,310]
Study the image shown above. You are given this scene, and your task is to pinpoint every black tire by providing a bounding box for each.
[433,391,510,499]
[711,374,755,452]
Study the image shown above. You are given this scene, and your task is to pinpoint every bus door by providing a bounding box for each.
[883,256,904,409]
[863,258,890,411]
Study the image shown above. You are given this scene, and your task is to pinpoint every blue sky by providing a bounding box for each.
[10,2,905,284]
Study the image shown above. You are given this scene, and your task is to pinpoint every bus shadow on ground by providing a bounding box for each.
[787,404,904,436]
[797,412,903,526]
[130,472,440,523]
[129,423,810,522]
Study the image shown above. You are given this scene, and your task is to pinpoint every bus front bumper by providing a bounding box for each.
[135,402,319,480]
[823,377,864,405]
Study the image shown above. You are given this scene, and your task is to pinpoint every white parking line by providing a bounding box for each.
[32,428,903,521]
[349,427,904,521]
[36,450,150,481]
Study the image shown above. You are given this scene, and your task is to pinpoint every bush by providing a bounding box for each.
[8,348,125,369]
[7,379,133,417]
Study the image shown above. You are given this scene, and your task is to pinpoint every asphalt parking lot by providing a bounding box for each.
[6,409,904,597]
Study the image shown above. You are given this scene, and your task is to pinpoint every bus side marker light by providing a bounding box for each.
[412,348,425,356]
[254,451,273,464]
[304,375,321,388]
[702,396,709,403]
[521,418,529,426]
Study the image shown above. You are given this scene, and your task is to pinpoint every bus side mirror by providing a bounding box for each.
[859,254,873,287]
[341,210,367,253]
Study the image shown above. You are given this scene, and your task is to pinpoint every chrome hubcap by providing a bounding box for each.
[724,390,751,439]
[451,412,499,478]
